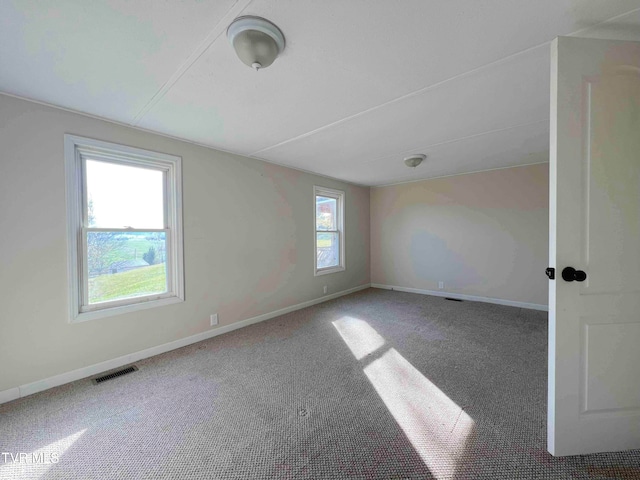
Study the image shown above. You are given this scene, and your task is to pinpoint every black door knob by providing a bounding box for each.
[562,267,587,282]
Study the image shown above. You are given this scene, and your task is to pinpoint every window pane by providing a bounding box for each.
[86,159,164,229]
[317,232,339,269]
[87,231,167,304]
[316,196,337,231]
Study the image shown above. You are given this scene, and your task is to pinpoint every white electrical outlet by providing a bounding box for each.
[438,281,444,290]
[323,286,328,294]
[210,313,218,326]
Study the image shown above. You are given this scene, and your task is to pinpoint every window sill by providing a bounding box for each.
[71,295,184,323]
[314,266,346,277]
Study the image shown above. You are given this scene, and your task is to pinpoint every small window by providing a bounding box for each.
[314,186,345,276]
[65,135,184,322]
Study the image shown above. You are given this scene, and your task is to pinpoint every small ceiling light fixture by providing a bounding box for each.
[227,16,285,71]
[404,154,426,168]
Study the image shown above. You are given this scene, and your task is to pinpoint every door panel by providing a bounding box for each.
[583,320,640,412]
[584,74,640,294]
[549,36,640,456]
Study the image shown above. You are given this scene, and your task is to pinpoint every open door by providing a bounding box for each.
[549,36,640,456]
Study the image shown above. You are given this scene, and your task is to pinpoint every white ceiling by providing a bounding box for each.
[2,1,640,186]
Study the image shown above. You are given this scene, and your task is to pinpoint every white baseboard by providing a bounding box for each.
[1,283,371,405]
[371,283,548,312]
[0,387,20,404]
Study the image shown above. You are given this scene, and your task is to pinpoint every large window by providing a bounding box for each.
[314,186,345,276]
[65,135,184,322]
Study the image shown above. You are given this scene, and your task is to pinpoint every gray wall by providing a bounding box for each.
[0,94,370,392]
[370,164,549,306]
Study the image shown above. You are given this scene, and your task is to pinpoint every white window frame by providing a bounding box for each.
[64,135,184,323]
[314,186,345,276]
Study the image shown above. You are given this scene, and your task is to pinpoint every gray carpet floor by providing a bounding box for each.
[1,288,639,479]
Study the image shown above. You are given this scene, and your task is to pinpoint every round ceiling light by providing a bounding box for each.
[404,154,426,168]
[227,16,285,71]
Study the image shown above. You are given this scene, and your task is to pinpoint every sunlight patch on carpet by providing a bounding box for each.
[333,315,475,479]
[332,316,385,360]
[0,428,86,479]
[364,348,475,479]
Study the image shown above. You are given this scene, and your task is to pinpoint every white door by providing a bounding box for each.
[549,36,640,456]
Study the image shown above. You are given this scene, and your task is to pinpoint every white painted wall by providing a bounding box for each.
[0,94,370,392]
[370,164,549,307]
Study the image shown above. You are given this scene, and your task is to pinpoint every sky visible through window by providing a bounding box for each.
[86,159,164,229]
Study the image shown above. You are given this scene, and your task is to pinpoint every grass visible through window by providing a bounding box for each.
[88,263,167,304]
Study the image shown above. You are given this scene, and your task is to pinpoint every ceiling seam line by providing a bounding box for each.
[373,161,549,188]
[247,153,369,188]
[249,41,550,155]
[0,91,370,188]
[0,91,260,158]
[250,7,640,157]
[568,5,640,38]
[130,0,254,126]
[358,119,548,167]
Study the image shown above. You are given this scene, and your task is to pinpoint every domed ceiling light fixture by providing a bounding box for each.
[227,16,285,71]
[404,154,426,168]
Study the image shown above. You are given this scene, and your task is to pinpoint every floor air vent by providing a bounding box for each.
[445,297,463,302]
[92,365,138,384]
